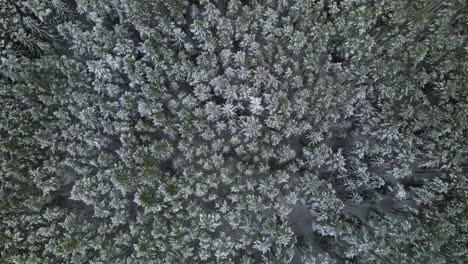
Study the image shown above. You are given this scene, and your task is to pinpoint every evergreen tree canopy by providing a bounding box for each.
[1,0,467,263]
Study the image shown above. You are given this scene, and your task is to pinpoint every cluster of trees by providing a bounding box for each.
[1,0,466,263]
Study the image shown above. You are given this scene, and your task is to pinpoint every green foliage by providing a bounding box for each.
[137,189,157,208]
[1,0,466,263]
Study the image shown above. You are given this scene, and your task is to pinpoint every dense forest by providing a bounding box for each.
[0,0,466,263]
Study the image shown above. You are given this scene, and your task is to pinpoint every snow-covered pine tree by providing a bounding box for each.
[1,0,466,263]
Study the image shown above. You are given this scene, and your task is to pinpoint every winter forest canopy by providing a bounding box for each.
[0,0,467,263]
